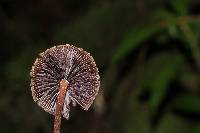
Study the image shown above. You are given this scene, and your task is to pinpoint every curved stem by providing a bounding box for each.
[54,79,68,133]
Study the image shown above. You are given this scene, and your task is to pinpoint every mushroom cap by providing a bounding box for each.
[30,44,100,118]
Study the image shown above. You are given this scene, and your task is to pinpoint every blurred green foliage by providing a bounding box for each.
[1,0,200,133]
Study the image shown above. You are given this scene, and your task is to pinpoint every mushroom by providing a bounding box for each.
[30,44,100,133]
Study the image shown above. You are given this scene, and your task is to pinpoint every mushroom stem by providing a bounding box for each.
[54,79,68,133]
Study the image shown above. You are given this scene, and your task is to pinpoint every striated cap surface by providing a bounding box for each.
[30,44,100,119]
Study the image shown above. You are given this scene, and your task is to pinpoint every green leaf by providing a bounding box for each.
[193,125,200,133]
[172,93,200,113]
[112,25,161,63]
[179,23,200,70]
[156,113,191,133]
[170,0,189,15]
[143,53,183,112]
[168,24,179,38]
[152,9,180,39]
[152,9,175,21]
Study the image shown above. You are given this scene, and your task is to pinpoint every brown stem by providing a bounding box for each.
[54,79,68,133]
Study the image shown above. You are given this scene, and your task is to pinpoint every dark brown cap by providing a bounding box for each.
[30,44,100,119]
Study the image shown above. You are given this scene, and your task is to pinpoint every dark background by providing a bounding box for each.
[1,0,200,133]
